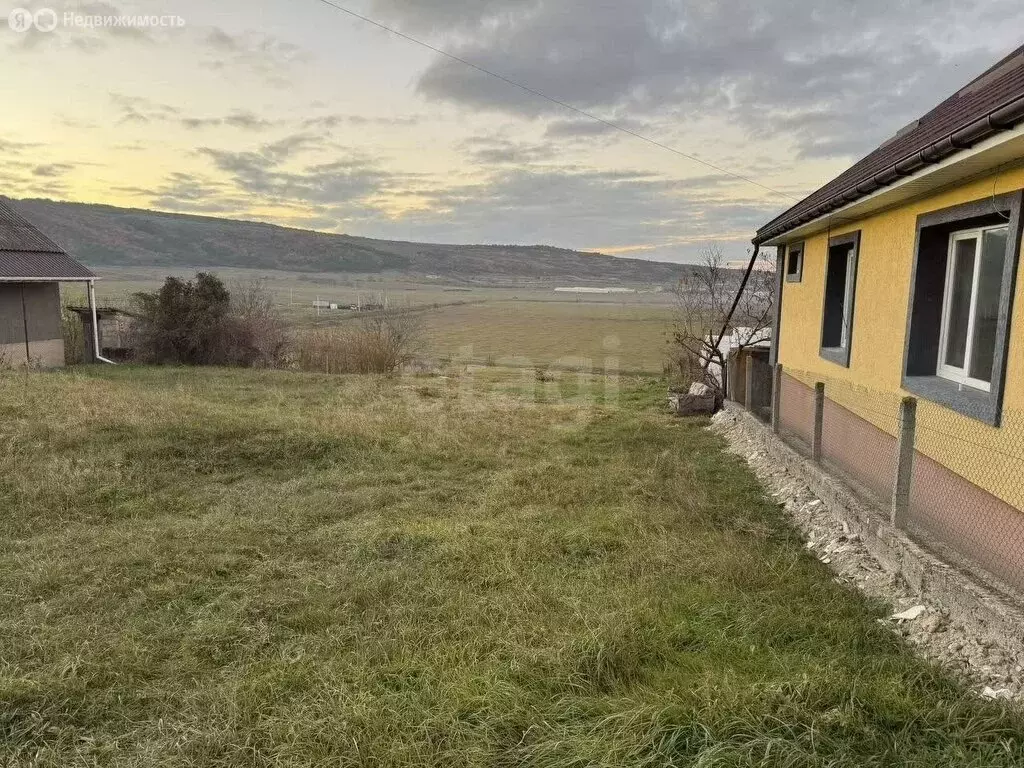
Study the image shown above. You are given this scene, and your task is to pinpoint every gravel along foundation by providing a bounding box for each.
[711,407,1024,704]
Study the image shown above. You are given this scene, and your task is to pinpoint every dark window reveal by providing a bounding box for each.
[820,231,860,367]
[786,243,803,283]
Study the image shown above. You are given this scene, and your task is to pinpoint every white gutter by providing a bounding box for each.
[0,277,97,283]
[87,279,117,365]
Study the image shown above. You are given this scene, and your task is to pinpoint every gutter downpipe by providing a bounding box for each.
[88,279,117,365]
[706,243,761,379]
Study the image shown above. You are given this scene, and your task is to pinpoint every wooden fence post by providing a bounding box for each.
[891,396,917,528]
[771,364,783,434]
[812,382,825,464]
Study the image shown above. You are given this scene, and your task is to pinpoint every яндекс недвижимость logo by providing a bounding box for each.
[7,7,184,32]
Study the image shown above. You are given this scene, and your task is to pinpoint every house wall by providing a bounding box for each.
[0,282,65,367]
[777,164,1024,510]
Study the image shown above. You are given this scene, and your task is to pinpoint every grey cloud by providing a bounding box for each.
[301,114,421,130]
[394,0,1023,160]
[544,118,648,139]
[32,163,76,178]
[113,172,258,215]
[459,136,556,165]
[181,110,278,132]
[109,93,181,125]
[195,133,402,208]
[200,27,308,86]
[372,0,538,32]
[0,139,40,155]
[365,164,780,260]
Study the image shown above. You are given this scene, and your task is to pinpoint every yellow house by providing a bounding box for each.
[756,45,1024,591]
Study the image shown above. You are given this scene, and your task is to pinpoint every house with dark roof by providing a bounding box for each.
[756,44,1024,592]
[0,198,97,367]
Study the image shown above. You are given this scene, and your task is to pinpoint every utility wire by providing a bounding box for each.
[311,0,800,203]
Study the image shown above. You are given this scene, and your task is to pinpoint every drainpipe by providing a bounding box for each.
[708,243,762,371]
[88,279,117,365]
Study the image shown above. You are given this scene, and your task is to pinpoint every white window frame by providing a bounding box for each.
[936,224,1008,393]
[838,247,855,349]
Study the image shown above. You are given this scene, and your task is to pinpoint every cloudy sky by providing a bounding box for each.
[2,0,1022,263]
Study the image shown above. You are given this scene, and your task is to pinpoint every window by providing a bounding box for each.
[937,226,1008,392]
[820,231,860,367]
[786,242,803,282]
[903,191,1023,426]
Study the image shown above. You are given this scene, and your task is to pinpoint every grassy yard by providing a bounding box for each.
[1,366,1022,766]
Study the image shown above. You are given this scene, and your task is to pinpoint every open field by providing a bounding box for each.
[417,302,673,373]
[2,365,1023,766]
[78,267,679,372]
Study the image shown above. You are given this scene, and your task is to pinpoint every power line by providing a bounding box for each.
[310,0,799,203]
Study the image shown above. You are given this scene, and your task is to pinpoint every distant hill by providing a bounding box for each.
[11,199,686,285]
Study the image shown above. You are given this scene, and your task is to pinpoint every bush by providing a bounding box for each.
[294,308,421,375]
[132,273,287,368]
[62,307,84,365]
[221,280,289,368]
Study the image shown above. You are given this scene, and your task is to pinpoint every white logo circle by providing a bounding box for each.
[7,8,34,32]
[33,7,57,32]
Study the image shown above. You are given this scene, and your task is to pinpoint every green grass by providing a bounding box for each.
[1,365,1022,766]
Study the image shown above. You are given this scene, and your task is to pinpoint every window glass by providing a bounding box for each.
[822,243,852,348]
[787,248,801,276]
[969,227,1008,382]
[944,237,976,369]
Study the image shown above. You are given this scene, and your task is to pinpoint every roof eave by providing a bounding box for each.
[756,119,1024,248]
[755,92,1024,246]
[0,276,98,283]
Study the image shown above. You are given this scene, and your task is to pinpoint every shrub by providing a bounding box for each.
[132,273,288,368]
[221,280,290,368]
[294,308,421,375]
[62,307,84,365]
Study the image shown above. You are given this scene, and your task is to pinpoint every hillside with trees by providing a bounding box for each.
[12,198,685,285]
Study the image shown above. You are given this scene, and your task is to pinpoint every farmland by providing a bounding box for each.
[2,365,1023,766]
[83,267,679,372]
[419,302,673,373]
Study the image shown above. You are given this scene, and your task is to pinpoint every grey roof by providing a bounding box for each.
[0,198,94,281]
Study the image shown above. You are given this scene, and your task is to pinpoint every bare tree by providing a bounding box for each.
[226,279,290,368]
[671,243,775,398]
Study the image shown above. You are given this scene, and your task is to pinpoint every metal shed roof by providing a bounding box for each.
[0,198,94,282]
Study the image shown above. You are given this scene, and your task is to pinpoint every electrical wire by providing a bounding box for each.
[310,0,799,203]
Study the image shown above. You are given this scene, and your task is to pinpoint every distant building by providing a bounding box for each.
[725,259,775,272]
[554,287,637,294]
[0,199,96,367]
[65,306,140,363]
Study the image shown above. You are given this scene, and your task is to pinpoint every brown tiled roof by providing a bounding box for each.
[756,45,1024,244]
[0,198,94,280]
